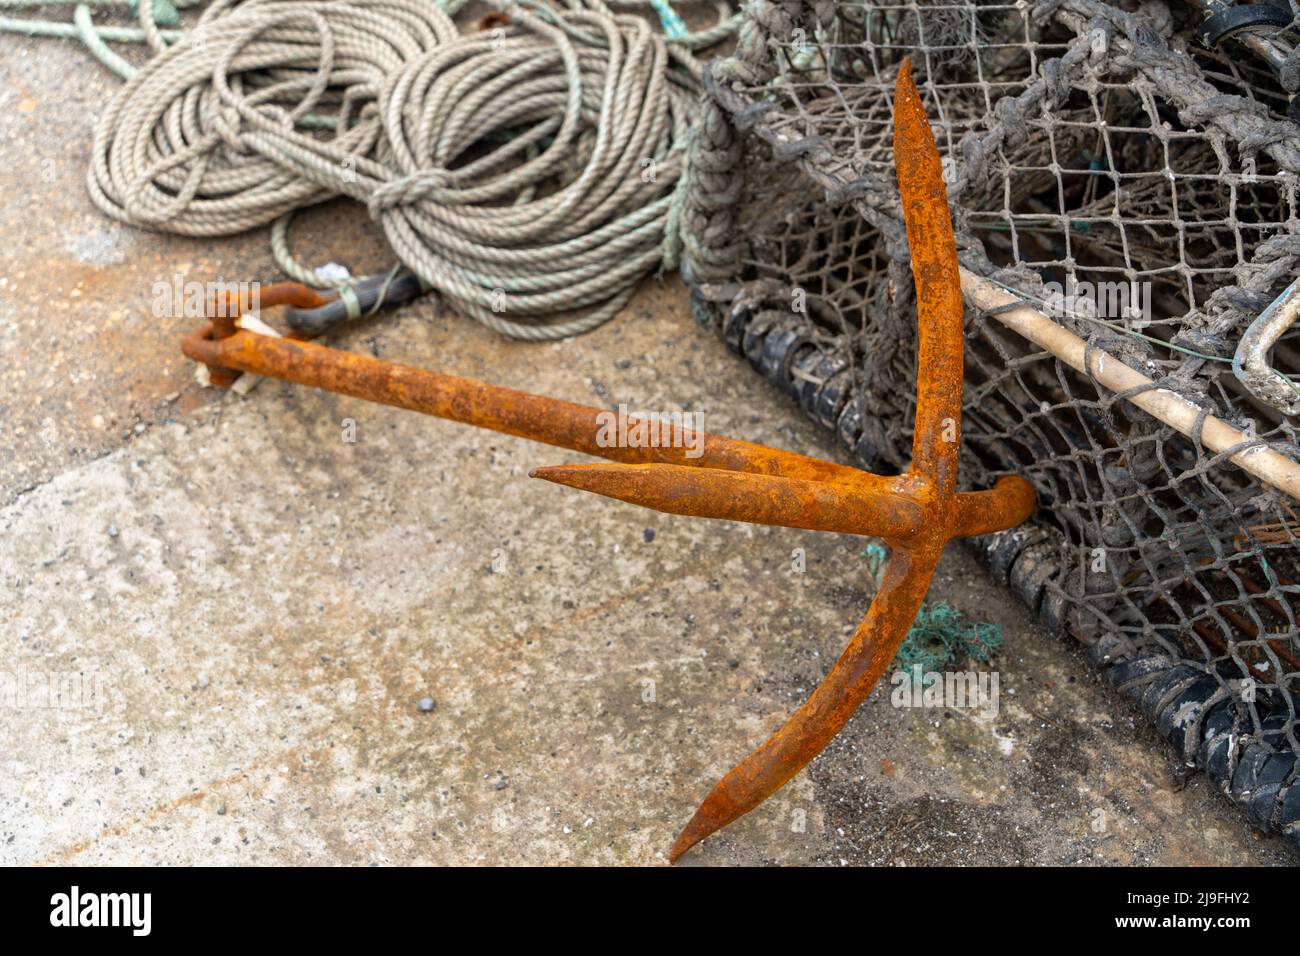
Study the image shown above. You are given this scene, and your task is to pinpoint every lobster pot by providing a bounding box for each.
[682,0,1300,850]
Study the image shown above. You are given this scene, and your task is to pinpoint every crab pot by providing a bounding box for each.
[683,0,1300,851]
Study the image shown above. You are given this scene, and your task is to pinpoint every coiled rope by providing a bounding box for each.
[88,0,459,233]
[365,2,698,337]
[64,0,732,338]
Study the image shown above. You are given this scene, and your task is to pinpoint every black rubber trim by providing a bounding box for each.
[282,268,428,335]
[1198,4,1293,48]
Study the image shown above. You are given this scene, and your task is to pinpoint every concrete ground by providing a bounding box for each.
[0,30,1293,866]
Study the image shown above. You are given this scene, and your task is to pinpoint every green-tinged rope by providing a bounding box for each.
[894,602,1004,674]
[0,15,182,44]
[73,3,140,75]
[862,543,1004,674]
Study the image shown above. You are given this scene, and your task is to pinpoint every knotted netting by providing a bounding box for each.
[681,0,1300,851]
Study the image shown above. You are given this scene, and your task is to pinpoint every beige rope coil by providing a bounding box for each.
[87,0,458,235]
[87,0,704,339]
[369,2,697,338]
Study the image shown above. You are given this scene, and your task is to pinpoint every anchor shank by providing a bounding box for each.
[182,324,882,487]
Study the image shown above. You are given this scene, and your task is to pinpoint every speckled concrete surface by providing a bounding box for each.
[0,30,1292,866]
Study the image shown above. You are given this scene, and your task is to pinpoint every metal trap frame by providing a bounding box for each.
[681,0,1300,852]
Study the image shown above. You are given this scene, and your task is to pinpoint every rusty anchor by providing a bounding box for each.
[180,60,1035,861]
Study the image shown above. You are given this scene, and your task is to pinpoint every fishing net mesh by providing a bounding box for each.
[682,0,1300,850]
